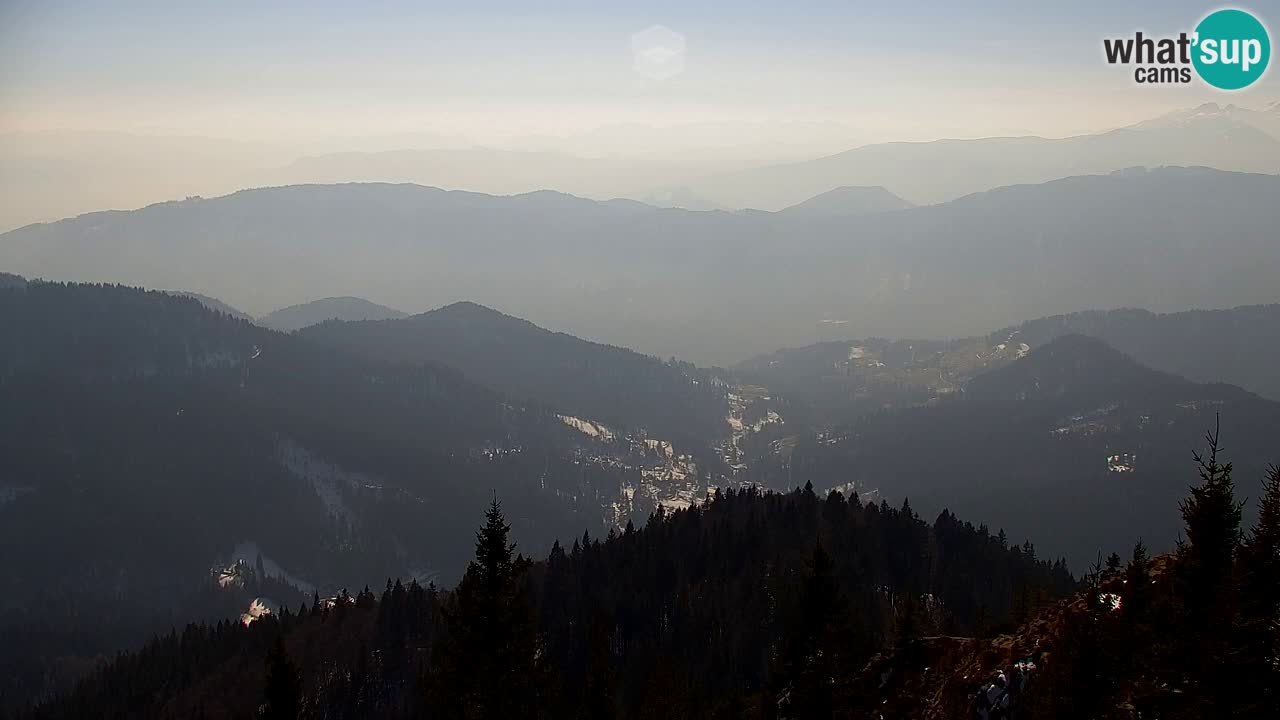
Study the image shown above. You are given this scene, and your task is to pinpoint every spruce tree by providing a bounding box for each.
[1236,464,1280,717]
[1122,540,1151,626]
[432,498,542,720]
[1178,420,1243,604]
[582,615,617,720]
[261,636,301,720]
[1105,552,1122,575]
[776,541,844,720]
[1025,558,1115,720]
[1176,420,1244,712]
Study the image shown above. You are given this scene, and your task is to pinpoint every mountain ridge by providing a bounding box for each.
[3,166,1278,364]
[259,296,409,332]
[297,299,731,452]
[678,106,1280,209]
[742,333,1280,568]
[780,185,914,215]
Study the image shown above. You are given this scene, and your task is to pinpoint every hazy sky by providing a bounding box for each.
[3,0,1277,151]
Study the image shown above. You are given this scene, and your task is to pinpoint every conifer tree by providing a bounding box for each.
[432,498,542,720]
[1121,540,1151,626]
[776,541,843,720]
[261,636,301,720]
[1105,552,1122,575]
[1176,420,1244,712]
[1047,558,1113,719]
[1178,420,1243,608]
[582,614,617,720]
[1236,464,1280,717]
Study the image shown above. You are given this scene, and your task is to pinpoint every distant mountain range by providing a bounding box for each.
[640,185,726,211]
[3,102,1279,232]
[259,296,408,331]
[779,185,914,216]
[677,101,1280,209]
[248,102,1280,213]
[267,147,656,204]
[162,292,413,331]
[3,166,1276,364]
[1134,100,1280,140]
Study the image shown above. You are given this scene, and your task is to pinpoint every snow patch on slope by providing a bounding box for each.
[240,597,278,626]
[277,439,384,526]
[558,414,616,441]
[227,541,316,594]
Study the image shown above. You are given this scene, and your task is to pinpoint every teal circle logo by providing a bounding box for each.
[1193,9,1271,90]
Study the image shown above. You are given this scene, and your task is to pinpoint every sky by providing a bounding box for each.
[3,0,1278,151]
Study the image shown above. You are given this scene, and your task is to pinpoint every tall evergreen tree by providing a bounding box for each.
[776,541,844,720]
[1104,552,1122,575]
[432,499,543,720]
[581,615,617,720]
[1176,421,1244,713]
[1034,558,1114,720]
[1122,540,1151,626]
[261,636,302,720]
[1178,420,1244,605]
[1236,464,1280,717]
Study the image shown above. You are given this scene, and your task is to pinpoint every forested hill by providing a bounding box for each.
[743,334,1280,569]
[1003,304,1280,400]
[166,291,254,322]
[27,485,1074,719]
[258,296,408,332]
[0,281,657,596]
[732,303,1280,425]
[30,439,1280,719]
[0,281,544,451]
[298,301,730,449]
[0,281,641,710]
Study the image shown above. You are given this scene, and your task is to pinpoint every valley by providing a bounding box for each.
[1,87,1278,718]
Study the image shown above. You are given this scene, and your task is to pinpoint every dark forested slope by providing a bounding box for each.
[1006,304,1280,400]
[743,335,1280,569]
[28,485,1074,719]
[30,436,1280,720]
[0,281,641,710]
[298,301,730,451]
[734,303,1280,426]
